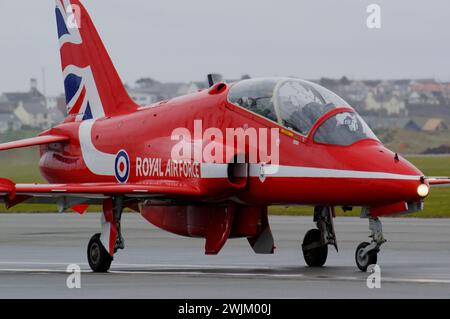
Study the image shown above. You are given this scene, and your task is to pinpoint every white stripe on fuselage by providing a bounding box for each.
[200,163,421,181]
[79,120,115,176]
[75,132,421,182]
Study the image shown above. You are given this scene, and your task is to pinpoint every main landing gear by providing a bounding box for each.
[302,206,337,267]
[87,197,125,272]
[355,214,386,272]
[87,233,112,272]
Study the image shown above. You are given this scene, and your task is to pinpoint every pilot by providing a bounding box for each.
[237,82,277,122]
[282,101,334,136]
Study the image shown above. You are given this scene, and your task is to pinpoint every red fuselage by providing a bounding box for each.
[39,83,425,210]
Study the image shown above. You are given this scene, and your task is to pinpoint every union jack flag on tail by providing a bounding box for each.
[55,0,137,122]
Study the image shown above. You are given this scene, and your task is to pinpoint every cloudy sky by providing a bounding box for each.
[0,0,449,95]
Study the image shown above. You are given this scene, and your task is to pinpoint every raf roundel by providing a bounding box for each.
[114,150,130,183]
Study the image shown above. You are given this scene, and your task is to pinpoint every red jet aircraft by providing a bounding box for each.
[1,0,449,272]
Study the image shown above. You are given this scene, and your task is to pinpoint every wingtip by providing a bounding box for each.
[427,177,450,186]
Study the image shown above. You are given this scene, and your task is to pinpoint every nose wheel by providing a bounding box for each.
[355,214,385,272]
[355,242,378,272]
[87,233,112,272]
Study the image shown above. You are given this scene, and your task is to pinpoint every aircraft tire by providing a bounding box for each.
[87,233,112,272]
[302,229,328,267]
[355,242,378,272]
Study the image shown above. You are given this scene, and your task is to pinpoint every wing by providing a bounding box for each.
[0,178,201,212]
[0,135,70,151]
[427,177,450,186]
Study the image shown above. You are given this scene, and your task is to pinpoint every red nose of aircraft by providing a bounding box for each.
[327,140,427,207]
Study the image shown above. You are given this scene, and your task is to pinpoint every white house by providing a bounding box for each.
[14,100,52,129]
[407,91,440,105]
[364,90,407,115]
[128,81,200,107]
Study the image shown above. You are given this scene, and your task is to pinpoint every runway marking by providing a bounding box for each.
[0,261,274,269]
[0,261,87,266]
[1,265,450,285]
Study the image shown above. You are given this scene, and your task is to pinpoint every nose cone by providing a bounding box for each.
[341,142,425,204]
[345,142,423,176]
[375,146,423,176]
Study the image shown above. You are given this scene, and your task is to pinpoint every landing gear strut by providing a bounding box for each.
[302,206,337,267]
[87,197,125,272]
[355,214,386,272]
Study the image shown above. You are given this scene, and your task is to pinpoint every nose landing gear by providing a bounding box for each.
[302,206,337,267]
[355,214,385,272]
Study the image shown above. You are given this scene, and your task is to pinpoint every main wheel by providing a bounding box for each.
[355,242,378,272]
[302,229,328,267]
[87,233,112,272]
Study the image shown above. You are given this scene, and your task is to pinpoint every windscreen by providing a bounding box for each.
[313,111,379,146]
[228,78,353,136]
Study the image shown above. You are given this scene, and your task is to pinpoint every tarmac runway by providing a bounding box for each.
[0,213,450,298]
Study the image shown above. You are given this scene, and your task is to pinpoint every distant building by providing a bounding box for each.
[363,116,421,131]
[409,81,449,104]
[0,78,53,128]
[335,80,368,106]
[128,78,200,106]
[46,96,60,109]
[0,78,45,106]
[411,81,449,94]
[391,79,413,98]
[14,100,52,129]
[0,101,16,113]
[362,80,382,88]
[364,90,407,116]
[318,77,369,110]
[0,113,22,133]
[407,91,440,105]
[129,90,159,106]
[422,118,448,132]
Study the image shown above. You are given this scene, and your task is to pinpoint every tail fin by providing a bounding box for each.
[55,0,137,121]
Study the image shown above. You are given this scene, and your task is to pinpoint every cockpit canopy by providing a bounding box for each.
[228,78,378,146]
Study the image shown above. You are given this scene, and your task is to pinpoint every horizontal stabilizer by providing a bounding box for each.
[0,135,69,151]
